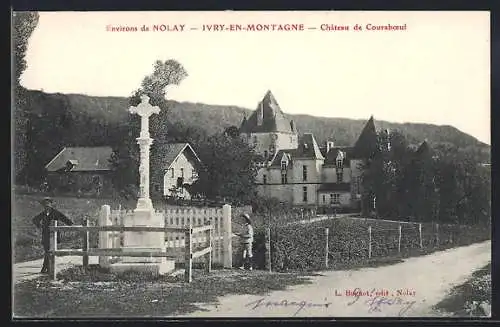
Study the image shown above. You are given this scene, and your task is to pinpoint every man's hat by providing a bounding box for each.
[39,197,54,206]
[241,213,251,223]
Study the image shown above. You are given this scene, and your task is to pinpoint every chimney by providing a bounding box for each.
[257,101,264,126]
[326,140,335,153]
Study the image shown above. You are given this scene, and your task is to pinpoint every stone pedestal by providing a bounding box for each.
[108,209,174,275]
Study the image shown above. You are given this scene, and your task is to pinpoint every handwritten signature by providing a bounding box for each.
[347,292,416,316]
[245,297,332,316]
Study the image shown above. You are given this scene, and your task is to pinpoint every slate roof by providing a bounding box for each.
[318,183,351,192]
[268,149,296,168]
[239,90,297,134]
[415,140,431,157]
[323,146,353,166]
[45,146,113,172]
[294,133,324,159]
[152,143,202,170]
[351,116,378,159]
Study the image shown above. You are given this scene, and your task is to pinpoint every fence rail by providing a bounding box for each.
[48,219,213,283]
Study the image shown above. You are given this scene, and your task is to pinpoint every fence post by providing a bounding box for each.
[265,227,271,272]
[50,220,58,280]
[325,227,329,268]
[398,224,402,253]
[83,219,90,269]
[222,204,232,269]
[99,205,111,267]
[435,223,440,246]
[205,222,212,273]
[185,223,193,283]
[368,225,372,259]
[419,223,423,249]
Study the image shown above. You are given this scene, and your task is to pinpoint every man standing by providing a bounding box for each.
[237,213,254,271]
[32,197,74,273]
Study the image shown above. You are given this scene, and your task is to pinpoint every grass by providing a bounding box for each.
[13,265,316,318]
[432,262,492,317]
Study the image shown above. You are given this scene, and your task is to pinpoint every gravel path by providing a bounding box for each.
[179,240,491,318]
[13,256,99,284]
[13,241,490,317]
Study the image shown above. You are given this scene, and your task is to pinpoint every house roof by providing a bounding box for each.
[267,133,324,167]
[45,146,113,172]
[152,143,202,170]
[295,133,325,159]
[239,90,297,134]
[415,140,431,157]
[323,146,353,166]
[318,183,351,192]
[268,149,296,168]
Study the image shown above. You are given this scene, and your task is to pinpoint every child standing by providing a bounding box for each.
[237,213,254,270]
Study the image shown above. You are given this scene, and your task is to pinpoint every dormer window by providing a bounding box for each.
[336,151,345,169]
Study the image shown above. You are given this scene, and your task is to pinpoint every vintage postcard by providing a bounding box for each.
[12,10,491,319]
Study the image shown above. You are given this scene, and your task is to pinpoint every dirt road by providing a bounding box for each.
[179,241,491,318]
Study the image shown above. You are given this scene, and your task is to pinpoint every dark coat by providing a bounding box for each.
[32,208,74,251]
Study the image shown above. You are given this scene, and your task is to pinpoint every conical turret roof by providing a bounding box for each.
[352,115,378,159]
[239,90,296,134]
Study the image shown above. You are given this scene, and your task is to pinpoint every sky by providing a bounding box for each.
[21,11,490,144]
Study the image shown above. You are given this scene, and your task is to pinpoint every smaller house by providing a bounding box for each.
[44,146,114,196]
[150,143,203,200]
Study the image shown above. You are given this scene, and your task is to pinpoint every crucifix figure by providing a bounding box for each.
[129,95,160,210]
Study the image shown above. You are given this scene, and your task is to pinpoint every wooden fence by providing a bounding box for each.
[48,220,213,283]
[100,204,236,268]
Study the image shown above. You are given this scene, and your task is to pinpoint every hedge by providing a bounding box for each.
[252,217,490,272]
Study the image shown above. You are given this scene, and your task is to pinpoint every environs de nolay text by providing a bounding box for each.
[105,23,408,33]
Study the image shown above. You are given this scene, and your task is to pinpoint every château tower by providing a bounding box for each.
[239,90,298,161]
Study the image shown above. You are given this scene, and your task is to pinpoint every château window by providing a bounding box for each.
[336,158,343,168]
[322,194,326,203]
[303,165,308,181]
[337,171,343,183]
[263,174,267,184]
[281,161,287,170]
[331,193,340,204]
[281,172,287,184]
[180,168,184,177]
[302,186,308,203]
[171,168,175,178]
[354,176,360,194]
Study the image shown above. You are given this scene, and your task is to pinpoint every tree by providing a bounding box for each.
[110,59,188,195]
[223,125,240,138]
[13,11,39,86]
[13,11,39,183]
[190,133,259,205]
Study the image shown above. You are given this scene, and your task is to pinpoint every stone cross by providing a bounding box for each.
[129,95,160,139]
[129,95,160,210]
